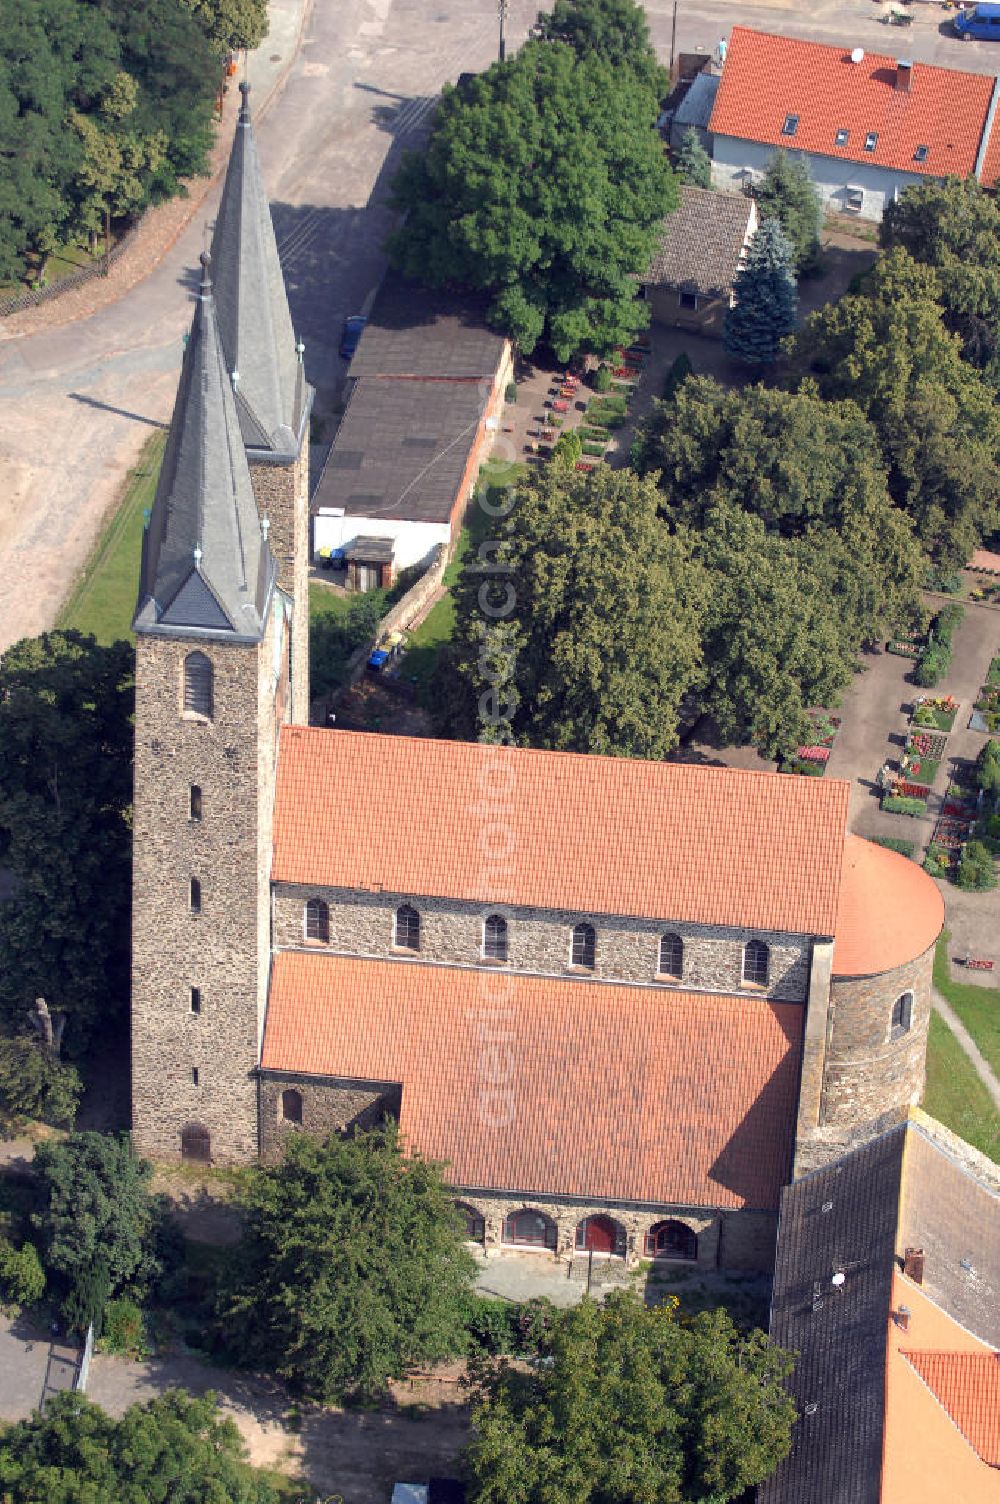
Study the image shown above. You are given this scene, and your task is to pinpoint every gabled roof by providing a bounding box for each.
[210,83,308,458]
[133,254,275,640]
[271,728,850,935]
[645,186,755,297]
[901,1351,1000,1468]
[261,951,803,1208]
[709,27,998,181]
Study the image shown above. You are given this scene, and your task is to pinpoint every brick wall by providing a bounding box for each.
[819,942,935,1127]
[259,1072,401,1162]
[250,446,310,724]
[272,884,811,1000]
[131,609,283,1164]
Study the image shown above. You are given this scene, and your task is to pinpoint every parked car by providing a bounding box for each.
[953,3,1000,40]
[339,314,367,359]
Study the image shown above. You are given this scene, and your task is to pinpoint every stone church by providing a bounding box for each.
[130,86,945,1273]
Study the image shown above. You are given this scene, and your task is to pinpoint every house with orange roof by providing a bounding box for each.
[761,1112,1000,1503]
[708,27,1000,220]
[129,82,951,1283]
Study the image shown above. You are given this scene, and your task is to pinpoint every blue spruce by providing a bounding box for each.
[724,217,798,366]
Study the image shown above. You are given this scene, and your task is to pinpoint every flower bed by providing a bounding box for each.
[902,757,939,786]
[881,793,927,816]
[923,842,955,879]
[931,816,973,850]
[887,640,922,659]
[907,730,947,760]
[988,655,1000,686]
[911,695,959,732]
[782,757,825,778]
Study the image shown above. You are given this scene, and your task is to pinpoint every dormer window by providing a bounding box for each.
[782,114,799,137]
[835,127,849,147]
[864,132,878,153]
[914,144,928,163]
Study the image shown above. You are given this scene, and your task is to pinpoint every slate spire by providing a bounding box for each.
[210,82,305,457]
[134,253,275,639]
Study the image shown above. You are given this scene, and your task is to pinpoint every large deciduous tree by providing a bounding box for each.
[179,0,269,52]
[216,1125,477,1402]
[534,0,668,98]
[442,466,707,758]
[724,218,798,366]
[388,40,677,359]
[0,631,134,1052]
[465,1290,796,1504]
[795,248,1000,564]
[0,1390,280,1503]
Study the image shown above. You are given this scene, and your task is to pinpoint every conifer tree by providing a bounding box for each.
[724,219,798,367]
[676,127,712,189]
[754,151,822,272]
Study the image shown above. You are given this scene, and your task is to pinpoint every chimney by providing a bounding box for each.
[896,59,912,93]
[895,1304,912,1332]
[903,1247,925,1284]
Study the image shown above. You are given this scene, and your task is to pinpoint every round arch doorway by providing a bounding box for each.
[575,1214,624,1256]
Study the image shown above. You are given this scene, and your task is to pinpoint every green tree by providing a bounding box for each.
[465,1290,796,1504]
[32,1133,157,1320]
[956,840,997,892]
[0,632,134,1051]
[0,1389,280,1503]
[550,430,583,467]
[724,219,798,366]
[881,176,1000,379]
[0,1239,45,1309]
[444,466,707,757]
[180,0,269,52]
[388,41,677,359]
[976,739,1000,793]
[535,0,668,98]
[217,1125,478,1402]
[676,127,712,189]
[754,151,821,273]
[0,1034,81,1130]
[795,248,1000,564]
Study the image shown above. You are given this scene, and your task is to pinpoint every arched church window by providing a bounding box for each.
[571,922,596,970]
[281,1089,303,1124]
[890,991,913,1040]
[742,938,769,987]
[659,933,683,978]
[183,651,213,718]
[483,913,508,962]
[190,877,202,914]
[305,898,330,944]
[395,904,421,951]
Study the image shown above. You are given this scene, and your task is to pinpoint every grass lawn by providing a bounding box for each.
[309,581,355,621]
[57,430,166,644]
[933,929,1000,1078]
[923,1011,1000,1163]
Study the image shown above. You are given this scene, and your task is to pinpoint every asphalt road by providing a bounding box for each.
[0,0,996,650]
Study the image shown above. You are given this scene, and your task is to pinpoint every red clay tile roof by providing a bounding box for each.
[709,27,996,180]
[273,728,850,935]
[261,951,803,1209]
[901,1351,1000,1467]
[833,835,944,977]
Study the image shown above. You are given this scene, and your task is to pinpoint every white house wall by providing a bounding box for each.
[312,512,451,573]
[710,136,929,221]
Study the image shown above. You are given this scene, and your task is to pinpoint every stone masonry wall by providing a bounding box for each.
[820,942,935,1128]
[131,614,282,1165]
[250,446,309,724]
[257,1072,778,1269]
[272,885,812,1000]
[259,1073,401,1163]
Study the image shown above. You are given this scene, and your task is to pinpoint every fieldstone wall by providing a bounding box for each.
[819,942,935,1128]
[272,885,811,1001]
[131,609,283,1165]
[259,1073,401,1163]
[250,446,309,724]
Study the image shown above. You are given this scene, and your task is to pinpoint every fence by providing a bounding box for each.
[0,220,144,319]
[75,1321,95,1393]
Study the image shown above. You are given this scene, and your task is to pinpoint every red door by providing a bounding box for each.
[582,1216,616,1253]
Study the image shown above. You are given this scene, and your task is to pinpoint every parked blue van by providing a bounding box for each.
[953,3,1000,40]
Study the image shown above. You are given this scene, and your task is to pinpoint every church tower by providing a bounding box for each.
[131,253,288,1165]
[210,82,313,724]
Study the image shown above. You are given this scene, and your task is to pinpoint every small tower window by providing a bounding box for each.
[190,785,202,821]
[659,933,683,978]
[571,922,596,970]
[781,114,799,137]
[190,987,201,1015]
[281,1088,303,1124]
[483,913,509,962]
[305,898,330,944]
[395,904,421,951]
[891,991,914,1040]
[190,877,202,914]
[183,652,213,718]
[742,938,769,987]
[192,1067,200,1086]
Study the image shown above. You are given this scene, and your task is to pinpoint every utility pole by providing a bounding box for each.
[498,0,508,62]
[669,0,678,78]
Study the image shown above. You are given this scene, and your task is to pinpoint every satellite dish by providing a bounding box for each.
[851,47,865,64]
[832,1271,846,1287]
